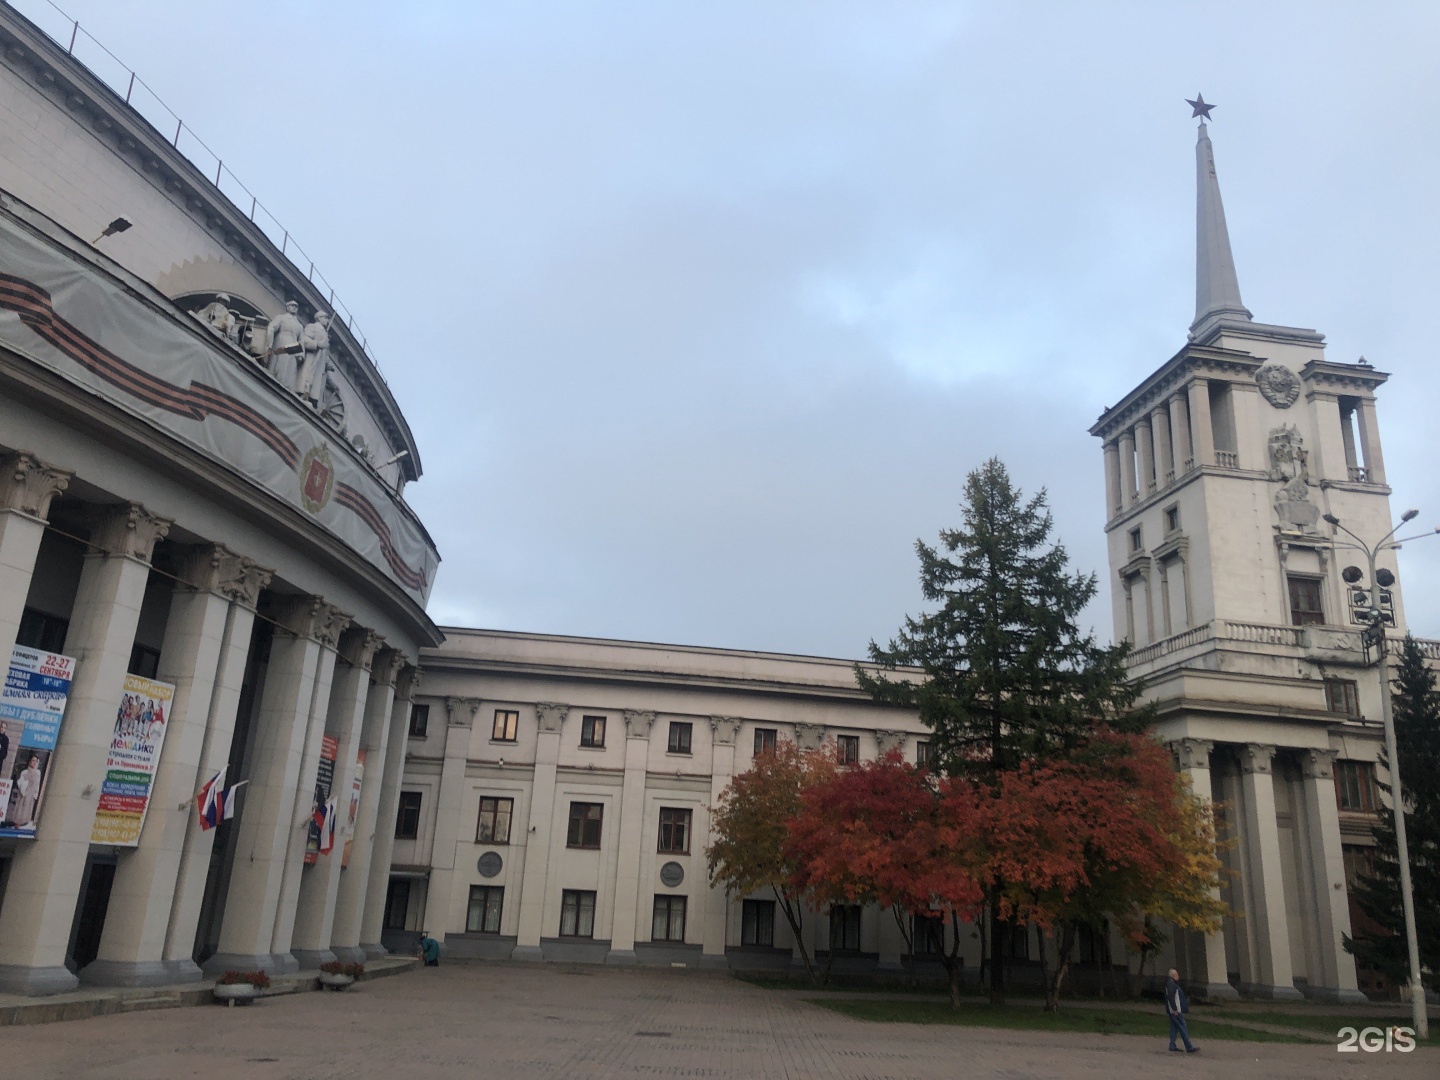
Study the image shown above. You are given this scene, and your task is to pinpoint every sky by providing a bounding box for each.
[18,0,1440,658]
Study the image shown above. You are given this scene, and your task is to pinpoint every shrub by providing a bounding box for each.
[319,961,365,978]
[217,970,271,988]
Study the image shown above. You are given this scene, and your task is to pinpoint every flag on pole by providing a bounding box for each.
[195,768,248,831]
[313,796,338,855]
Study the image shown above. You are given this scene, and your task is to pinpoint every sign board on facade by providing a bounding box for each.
[0,646,75,839]
[91,673,177,846]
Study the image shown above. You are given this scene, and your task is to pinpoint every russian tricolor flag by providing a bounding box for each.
[196,767,247,831]
[312,796,338,855]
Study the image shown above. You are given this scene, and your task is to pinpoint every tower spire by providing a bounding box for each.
[1191,115,1252,337]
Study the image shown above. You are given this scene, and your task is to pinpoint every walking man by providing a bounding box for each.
[1164,968,1199,1053]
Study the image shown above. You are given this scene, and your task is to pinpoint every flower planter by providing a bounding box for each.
[318,971,355,991]
[213,983,261,1007]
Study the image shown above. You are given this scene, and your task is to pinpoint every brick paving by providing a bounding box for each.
[0,961,1433,1079]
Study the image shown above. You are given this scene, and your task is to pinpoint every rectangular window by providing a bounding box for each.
[836,734,860,765]
[383,879,410,931]
[1128,526,1143,553]
[566,801,604,848]
[559,890,597,938]
[466,885,503,934]
[912,913,944,956]
[741,899,775,947]
[1165,506,1181,533]
[916,740,931,768]
[1005,922,1030,959]
[1287,575,1325,626]
[580,714,606,748]
[1324,679,1361,716]
[657,807,691,854]
[1335,760,1378,812]
[409,703,430,738]
[1342,844,1376,890]
[395,791,422,840]
[651,895,687,942]
[754,728,777,756]
[17,607,69,653]
[829,905,862,953]
[476,796,514,844]
[128,643,160,679]
[667,721,692,755]
[492,709,519,742]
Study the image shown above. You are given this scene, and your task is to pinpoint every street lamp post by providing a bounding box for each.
[1323,508,1430,1038]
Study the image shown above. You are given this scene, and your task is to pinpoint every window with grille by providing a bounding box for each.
[1287,575,1326,626]
[667,721,692,755]
[657,807,691,854]
[492,709,519,742]
[466,885,503,934]
[652,895,687,942]
[559,890,596,937]
[580,715,606,748]
[836,734,860,765]
[1324,679,1361,716]
[742,899,775,947]
[829,905,862,953]
[476,796,513,844]
[408,703,429,738]
[566,802,604,848]
[754,728,777,755]
[1335,760,1378,812]
[395,791,422,839]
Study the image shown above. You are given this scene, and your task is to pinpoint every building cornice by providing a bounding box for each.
[1090,343,1262,440]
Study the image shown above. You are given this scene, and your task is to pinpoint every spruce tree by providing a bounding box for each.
[1345,634,1440,989]
[858,458,1140,1004]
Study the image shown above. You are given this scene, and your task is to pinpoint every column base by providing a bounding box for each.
[510,944,546,962]
[1193,981,1239,1002]
[201,951,293,977]
[1306,986,1370,1005]
[0,963,80,996]
[699,952,730,971]
[605,949,638,965]
[290,949,337,971]
[330,946,367,965]
[360,942,390,960]
[78,958,203,987]
[1240,982,1304,1001]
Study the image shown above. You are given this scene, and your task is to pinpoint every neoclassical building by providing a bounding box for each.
[0,7,439,994]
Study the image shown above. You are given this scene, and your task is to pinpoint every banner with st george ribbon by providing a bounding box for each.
[91,673,177,846]
[0,646,75,839]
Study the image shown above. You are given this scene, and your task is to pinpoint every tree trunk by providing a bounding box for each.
[942,920,965,1007]
[988,896,1006,1006]
[774,887,817,985]
[1043,922,1076,1013]
[891,907,916,988]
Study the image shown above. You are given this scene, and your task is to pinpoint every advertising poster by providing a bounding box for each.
[341,749,365,868]
[305,734,339,864]
[0,646,75,839]
[90,674,177,846]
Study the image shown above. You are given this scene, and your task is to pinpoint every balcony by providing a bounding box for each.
[1348,465,1370,483]
[1214,450,1240,469]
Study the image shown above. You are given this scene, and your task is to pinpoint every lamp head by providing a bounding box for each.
[1376,568,1396,588]
[1323,513,1341,527]
[1402,509,1419,523]
[1341,565,1364,584]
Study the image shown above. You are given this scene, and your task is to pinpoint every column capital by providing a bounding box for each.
[176,545,273,606]
[793,722,827,750]
[1301,747,1338,780]
[91,502,172,562]
[0,451,71,519]
[1169,737,1214,771]
[445,696,481,727]
[273,595,352,646]
[371,648,405,688]
[339,627,383,670]
[395,664,421,701]
[535,702,569,733]
[1240,743,1277,775]
[623,709,657,739]
[709,716,742,745]
[875,729,905,754]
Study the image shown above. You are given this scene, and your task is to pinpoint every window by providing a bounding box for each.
[657,807,691,854]
[395,791,422,839]
[409,703,430,738]
[1335,760,1378,812]
[836,734,860,765]
[754,728,777,756]
[1128,526,1143,553]
[383,879,410,930]
[1165,505,1181,533]
[17,607,68,653]
[667,721,692,755]
[476,796,514,844]
[560,890,596,937]
[742,899,775,947]
[1342,844,1376,890]
[1287,575,1325,626]
[466,885,503,934]
[580,715,606,748]
[492,709,519,742]
[128,643,160,679]
[1324,679,1361,717]
[829,905,862,952]
[1004,922,1030,959]
[567,802,604,848]
[916,741,931,768]
[652,895,687,942]
[912,913,945,956]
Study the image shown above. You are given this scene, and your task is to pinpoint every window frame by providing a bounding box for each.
[651,894,687,943]
[395,790,422,840]
[1287,574,1326,627]
[466,885,504,934]
[1324,678,1361,717]
[476,795,514,845]
[383,878,410,931]
[754,728,777,756]
[836,734,860,765]
[491,709,519,743]
[828,904,863,953]
[912,912,945,956]
[657,807,692,854]
[1335,760,1379,813]
[566,801,604,849]
[916,740,931,768]
[559,889,597,938]
[666,721,693,755]
[1128,526,1144,553]
[741,899,775,947]
[579,714,607,749]
[408,702,430,738]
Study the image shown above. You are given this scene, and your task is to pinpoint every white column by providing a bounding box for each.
[1299,750,1368,1003]
[1187,379,1215,466]
[1355,399,1386,485]
[1170,739,1237,1000]
[1135,417,1155,497]
[607,710,656,964]
[1117,430,1137,510]
[290,630,381,968]
[1102,442,1121,519]
[0,452,70,660]
[1238,744,1302,1000]
[331,650,402,962]
[700,718,740,968]
[359,665,419,958]
[1151,405,1173,486]
[203,598,345,975]
[0,503,170,996]
[84,547,271,986]
[1169,393,1193,473]
[424,696,480,944]
[512,703,567,960]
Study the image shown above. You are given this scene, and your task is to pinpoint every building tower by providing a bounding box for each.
[1090,110,1392,1003]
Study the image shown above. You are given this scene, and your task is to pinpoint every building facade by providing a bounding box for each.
[0,7,440,994]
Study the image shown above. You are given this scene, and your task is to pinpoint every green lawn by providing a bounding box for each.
[1211,1009,1435,1042]
[805,998,1309,1043]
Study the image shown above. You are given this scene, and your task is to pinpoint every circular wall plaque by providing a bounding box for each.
[477,852,503,878]
[659,861,684,887]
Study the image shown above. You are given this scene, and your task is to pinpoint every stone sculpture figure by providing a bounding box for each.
[265,300,305,389]
[1267,424,1308,483]
[1275,476,1320,530]
[192,293,239,343]
[297,312,331,405]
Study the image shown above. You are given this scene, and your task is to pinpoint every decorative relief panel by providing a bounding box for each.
[1256,363,1301,408]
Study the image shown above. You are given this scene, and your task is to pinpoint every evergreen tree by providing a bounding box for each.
[1345,634,1440,989]
[857,458,1141,1004]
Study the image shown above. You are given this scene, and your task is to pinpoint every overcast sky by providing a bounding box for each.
[21,1,1440,657]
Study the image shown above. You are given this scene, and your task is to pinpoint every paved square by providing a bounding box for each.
[0,963,1432,1079]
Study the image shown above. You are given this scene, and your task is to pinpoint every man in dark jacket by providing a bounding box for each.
[1164,968,1199,1053]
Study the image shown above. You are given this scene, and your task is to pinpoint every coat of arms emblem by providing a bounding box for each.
[1255,363,1301,409]
[299,443,335,514]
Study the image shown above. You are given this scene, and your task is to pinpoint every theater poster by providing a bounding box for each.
[90,674,176,846]
[0,646,75,839]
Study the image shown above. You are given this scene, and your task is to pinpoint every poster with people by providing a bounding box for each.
[305,734,339,864]
[90,673,177,846]
[0,645,75,839]
[341,749,365,867]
